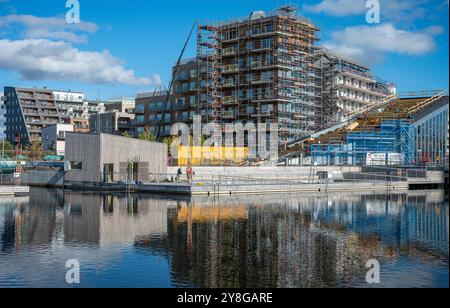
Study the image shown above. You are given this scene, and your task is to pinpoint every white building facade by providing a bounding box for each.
[42,123,75,156]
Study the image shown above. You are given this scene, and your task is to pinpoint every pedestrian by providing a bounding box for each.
[176,167,183,182]
[186,165,194,184]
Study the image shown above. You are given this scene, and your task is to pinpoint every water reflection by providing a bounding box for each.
[0,189,448,288]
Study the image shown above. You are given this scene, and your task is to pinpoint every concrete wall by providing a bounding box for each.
[65,133,167,184]
[2,171,64,187]
[168,166,360,180]
[65,133,102,183]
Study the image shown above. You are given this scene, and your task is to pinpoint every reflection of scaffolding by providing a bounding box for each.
[197,24,222,124]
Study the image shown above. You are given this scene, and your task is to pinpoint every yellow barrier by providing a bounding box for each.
[178,146,249,166]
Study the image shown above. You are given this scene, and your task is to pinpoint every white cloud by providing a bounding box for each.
[303,0,366,16]
[322,23,441,64]
[0,14,98,43]
[302,0,431,22]
[0,38,160,86]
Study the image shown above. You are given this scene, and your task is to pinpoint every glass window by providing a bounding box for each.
[136,104,145,113]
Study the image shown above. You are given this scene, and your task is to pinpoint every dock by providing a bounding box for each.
[0,186,30,197]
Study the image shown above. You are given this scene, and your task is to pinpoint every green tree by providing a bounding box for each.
[138,131,157,142]
[1,139,14,158]
[26,140,44,161]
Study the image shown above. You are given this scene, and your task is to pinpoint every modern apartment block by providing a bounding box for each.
[4,87,62,145]
[4,86,107,145]
[136,7,320,143]
[135,89,173,137]
[89,98,136,136]
[105,98,135,113]
[315,48,396,129]
[55,91,106,121]
[134,7,397,144]
[197,6,319,144]
[0,93,5,140]
[89,111,135,136]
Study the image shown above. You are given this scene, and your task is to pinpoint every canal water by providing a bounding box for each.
[0,189,448,288]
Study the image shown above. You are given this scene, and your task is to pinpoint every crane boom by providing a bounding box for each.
[156,22,197,141]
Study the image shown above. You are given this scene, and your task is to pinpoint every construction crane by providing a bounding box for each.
[155,22,197,141]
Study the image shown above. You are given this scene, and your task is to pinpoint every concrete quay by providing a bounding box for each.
[0,186,30,197]
[65,180,410,196]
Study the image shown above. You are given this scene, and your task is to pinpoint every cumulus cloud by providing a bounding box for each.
[302,0,431,23]
[0,14,98,43]
[0,38,160,86]
[322,23,441,64]
[303,0,366,16]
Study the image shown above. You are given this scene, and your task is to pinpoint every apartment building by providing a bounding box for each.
[0,93,5,140]
[4,86,107,145]
[197,6,319,144]
[4,87,62,145]
[55,91,106,121]
[90,111,135,136]
[135,89,172,137]
[315,48,396,128]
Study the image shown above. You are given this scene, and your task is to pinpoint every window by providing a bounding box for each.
[70,161,83,170]
[137,115,146,125]
[190,96,197,107]
[136,104,145,113]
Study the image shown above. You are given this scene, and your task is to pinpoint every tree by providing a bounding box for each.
[26,140,44,161]
[138,131,157,142]
[1,139,14,158]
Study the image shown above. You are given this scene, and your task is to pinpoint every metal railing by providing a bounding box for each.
[93,169,412,188]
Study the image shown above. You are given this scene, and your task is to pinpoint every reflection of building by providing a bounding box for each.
[0,190,447,288]
[0,191,61,253]
[63,193,174,245]
[162,192,448,288]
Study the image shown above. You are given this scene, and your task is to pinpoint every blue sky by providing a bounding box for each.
[0,0,448,99]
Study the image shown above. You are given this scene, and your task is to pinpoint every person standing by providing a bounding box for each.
[186,165,194,184]
[176,167,183,182]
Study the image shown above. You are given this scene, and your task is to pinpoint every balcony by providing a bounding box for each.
[222,111,236,119]
[222,80,236,88]
[223,64,239,74]
[223,48,237,56]
[251,79,271,85]
[223,96,238,105]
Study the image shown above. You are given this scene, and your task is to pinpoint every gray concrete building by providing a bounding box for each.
[65,133,167,184]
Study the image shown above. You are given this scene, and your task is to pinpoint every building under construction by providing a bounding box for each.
[196,6,319,144]
[308,92,449,166]
[314,48,395,130]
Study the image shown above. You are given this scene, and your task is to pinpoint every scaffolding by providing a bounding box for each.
[309,93,449,166]
[310,120,413,165]
[197,24,223,124]
[196,6,320,144]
